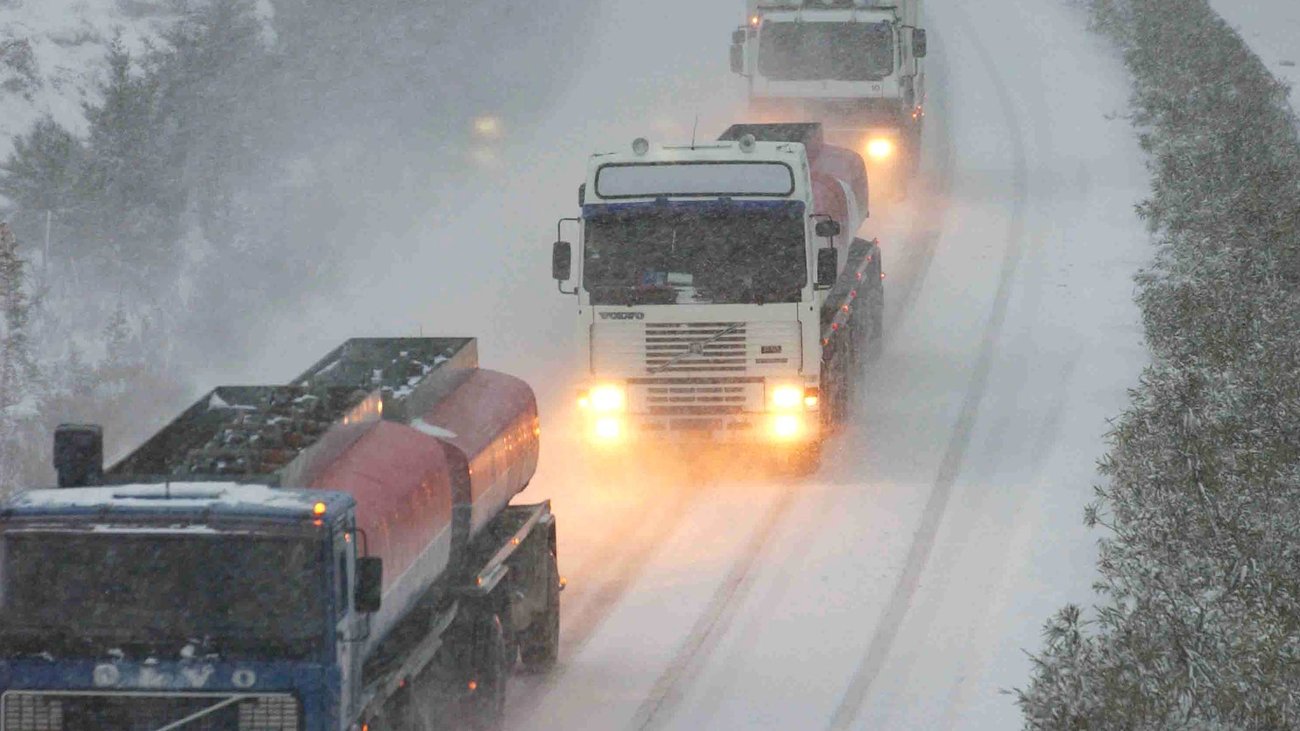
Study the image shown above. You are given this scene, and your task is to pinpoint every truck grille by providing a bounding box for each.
[593,321,800,376]
[1,692,300,731]
[646,322,748,373]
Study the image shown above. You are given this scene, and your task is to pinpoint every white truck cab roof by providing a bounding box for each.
[585,140,812,204]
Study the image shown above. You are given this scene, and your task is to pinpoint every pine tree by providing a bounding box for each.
[0,222,36,486]
[0,116,86,212]
[80,34,181,285]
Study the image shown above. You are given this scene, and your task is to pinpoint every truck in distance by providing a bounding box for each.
[0,337,560,731]
[729,0,928,198]
[551,123,884,473]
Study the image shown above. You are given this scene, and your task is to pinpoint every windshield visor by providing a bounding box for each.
[596,162,795,199]
[584,200,807,306]
[0,530,327,659]
[758,21,895,81]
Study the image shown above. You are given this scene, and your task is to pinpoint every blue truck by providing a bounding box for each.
[0,338,561,731]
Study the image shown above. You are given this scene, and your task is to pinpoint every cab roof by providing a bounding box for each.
[590,139,808,168]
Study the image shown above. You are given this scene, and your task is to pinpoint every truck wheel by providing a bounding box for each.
[519,551,561,673]
[450,612,509,731]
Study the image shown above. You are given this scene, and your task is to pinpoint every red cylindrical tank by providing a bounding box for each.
[813,144,869,228]
[419,369,540,539]
[304,368,539,651]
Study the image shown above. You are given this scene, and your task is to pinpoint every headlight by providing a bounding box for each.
[593,416,624,443]
[770,384,804,411]
[585,384,627,413]
[866,138,895,161]
[770,414,802,440]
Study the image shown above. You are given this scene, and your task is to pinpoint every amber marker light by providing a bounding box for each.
[313,502,327,516]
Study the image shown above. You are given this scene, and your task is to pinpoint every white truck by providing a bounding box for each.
[730,0,928,198]
[550,123,883,473]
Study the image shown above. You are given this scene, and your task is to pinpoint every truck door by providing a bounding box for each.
[335,523,363,726]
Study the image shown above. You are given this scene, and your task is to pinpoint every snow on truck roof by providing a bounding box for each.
[107,338,475,482]
[2,483,352,521]
[588,139,809,201]
[592,139,807,166]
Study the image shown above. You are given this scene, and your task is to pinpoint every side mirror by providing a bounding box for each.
[54,424,103,488]
[355,557,382,613]
[816,248,839,288]
[578,183,586,207]
[913,28,927,58]
[552,241,572,281]
[730,43,744,75]
[732,28,747,45]
[815,219,842,239]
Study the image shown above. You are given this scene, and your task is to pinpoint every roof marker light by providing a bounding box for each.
[632,138,650,156]
[739,134,757,153]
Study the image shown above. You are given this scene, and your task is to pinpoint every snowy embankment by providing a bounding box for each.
[1019,0,1300,727]
[1209,0,1300,113]
[0,0,169,164]
[0,1,275,165]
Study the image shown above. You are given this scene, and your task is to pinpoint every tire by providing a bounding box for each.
[519,551,561,673]
[449,612,509,731]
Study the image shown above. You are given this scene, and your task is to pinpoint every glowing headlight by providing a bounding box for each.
[770,384,804,411]
[866,138,895,161]
[588,384,627,413]
[593,417,623,442]
[771,414,802,440]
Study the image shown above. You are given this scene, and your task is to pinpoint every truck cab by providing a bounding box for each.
[731,0,928,196]
[552,125,884,471]
[0,483,376,730]
[0,338,561,731]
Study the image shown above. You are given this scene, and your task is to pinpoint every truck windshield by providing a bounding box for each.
[584,202,806,306]
[0,530,326,659]
[758,21,895,81]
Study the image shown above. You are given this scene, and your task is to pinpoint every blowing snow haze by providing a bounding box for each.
[0,0,599,471]
[3,0,1300,729]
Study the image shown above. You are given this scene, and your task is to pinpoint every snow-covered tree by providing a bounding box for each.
[1018,0,1300,727]
[0,222,36,485]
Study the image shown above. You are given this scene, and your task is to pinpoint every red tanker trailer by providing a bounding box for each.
[3,338,557,730]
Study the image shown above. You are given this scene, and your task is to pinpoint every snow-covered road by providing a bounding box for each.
[256,0,1153,727]
[488,0,1150,729]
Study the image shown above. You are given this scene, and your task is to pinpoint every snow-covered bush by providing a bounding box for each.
[1018,0,1300,727]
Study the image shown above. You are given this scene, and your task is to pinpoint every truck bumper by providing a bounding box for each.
[584,411,821,448]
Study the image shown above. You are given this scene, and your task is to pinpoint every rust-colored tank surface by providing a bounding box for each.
[309,420,455,595]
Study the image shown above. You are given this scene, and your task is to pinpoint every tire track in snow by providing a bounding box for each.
[882,41,957,338]
[824,10,1031,730]
[503,469,715,724]
[629,479,804,731]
